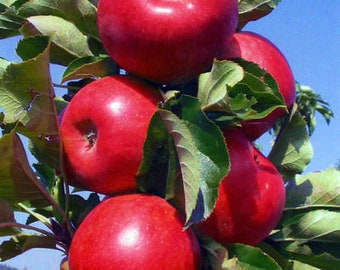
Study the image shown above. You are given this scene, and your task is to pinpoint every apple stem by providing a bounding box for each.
[17,202,52,229]
[53,83,78,91]
[0,221,54,239]
[0,221,68,253]
[33,181,72,232]
[62,176,75,238]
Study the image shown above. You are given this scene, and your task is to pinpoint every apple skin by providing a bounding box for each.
[222,32,296,140]
[97,0,238,84]
[68,194,202,270]
[195,128,285,246]
[59,75,162,195]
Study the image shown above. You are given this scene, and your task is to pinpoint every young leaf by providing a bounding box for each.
[158,95,229,227]
[0,131,51,208]
[199,59,286,126]
[268,109,313,180]
[0,200,20,236]
[0,200,15,224]
[228,59,286,119]
[20,15,93,66]
[18,0,98,39]
[224,243,283,269]
[198,60,244,111]
[0,36,60,169]
[61,55,118,83]
[0,234,56,261]
[285,168,340,210]
[295,83,334,136]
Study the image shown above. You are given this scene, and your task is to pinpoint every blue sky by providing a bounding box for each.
[0,1,339,269]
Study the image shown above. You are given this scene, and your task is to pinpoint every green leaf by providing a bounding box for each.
[32,162,57,193]
[136,111,176,199]
[0,58,11,75]
[285,168,340,210]
[20,15,93,66]
[0,3,24,39]
[292,260,321,270]
[0,234,56,261]
[0,36,60,169]
[273,210,340,243]
[0,131,51,208]
[0,1,17,7]
[228,59,286,119]
[238,0,281,29]
[16,32,49,61]
[68,193,100,227]
[18,0,98,39]
[157,109,201,225]
[158,95,229,227]
[61,55,118,83]
[200,60,286,126]
[198,60,244,111]
[224,244,282,270]
[273,170,340,269]
[279,240,340,270]
[257,242,294,270]
[268,110,313,180]
[199,236,228,270]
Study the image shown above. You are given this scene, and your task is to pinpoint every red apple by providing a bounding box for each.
[59,75,162,195]
[68,194,201,270]
[195,128,285,246]
[222,31,296,140]
[97,0,238,84]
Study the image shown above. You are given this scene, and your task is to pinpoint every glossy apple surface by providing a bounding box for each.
[195,128,285,246]
[97,0,238,84]
[68,194,201,270]
[222,31,296,140]
[59,75,162,195]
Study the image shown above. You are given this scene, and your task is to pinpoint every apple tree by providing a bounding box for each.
[0,0,339,269]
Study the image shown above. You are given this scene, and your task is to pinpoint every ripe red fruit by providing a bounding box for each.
[97,0,238,84]
[59,75,162,195]
[195,128,285,246]
[222,32,296,140]
[68,194,202,270]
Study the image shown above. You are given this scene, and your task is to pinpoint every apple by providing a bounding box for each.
[97,0,238,84]
[68,194,202,270]
[59,75,162,195]
[195,128,285,246]
[222,31,296,140]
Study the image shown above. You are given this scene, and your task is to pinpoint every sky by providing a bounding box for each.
[0,1,339,269]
